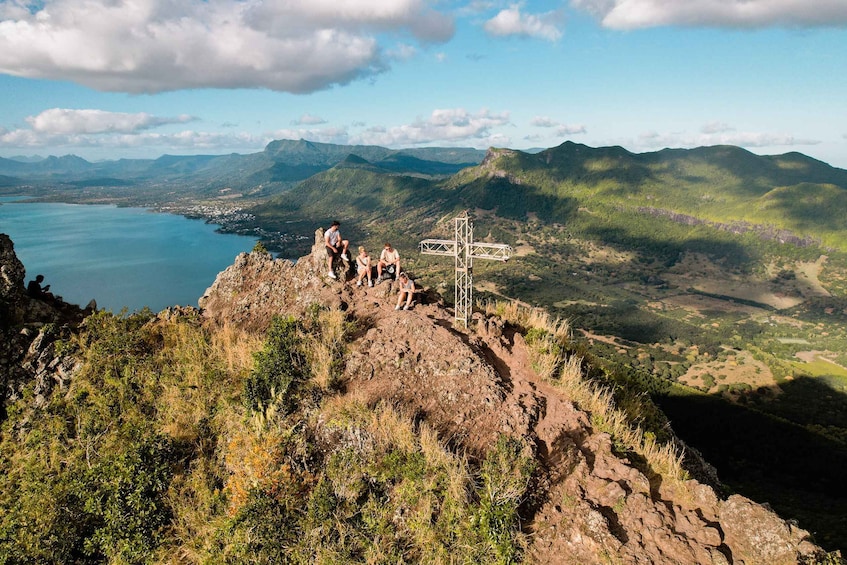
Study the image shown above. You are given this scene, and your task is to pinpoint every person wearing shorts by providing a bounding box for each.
[356,246,373,287]
[377,242,400,282]
[395,272,416,310]
[324,220,349,279]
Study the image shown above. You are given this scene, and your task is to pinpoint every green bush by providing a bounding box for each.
[245,316,307,412]
[474,435,536,563]
[79,435,176,562]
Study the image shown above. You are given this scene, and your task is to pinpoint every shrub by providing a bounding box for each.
[244,316,307,412]
[78,435,176,562]
[474,435,536,563]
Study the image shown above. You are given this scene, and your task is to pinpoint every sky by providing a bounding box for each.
[1,0,846,168]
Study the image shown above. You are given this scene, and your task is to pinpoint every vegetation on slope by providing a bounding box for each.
[0,307,540,563]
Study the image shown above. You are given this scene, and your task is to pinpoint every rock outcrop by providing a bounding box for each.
[198,227,831,564]
[1,233,89,412]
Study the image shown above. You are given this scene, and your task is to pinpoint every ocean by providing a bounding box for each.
[0,197,257,312]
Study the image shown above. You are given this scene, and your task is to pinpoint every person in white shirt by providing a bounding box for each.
[324,220,349,279]
[395,272,416,310]
[355,246,373,287]
[377,242,400,283]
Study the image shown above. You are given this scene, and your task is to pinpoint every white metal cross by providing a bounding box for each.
[420,212,511,327]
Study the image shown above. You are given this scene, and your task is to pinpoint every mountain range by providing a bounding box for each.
[0,139,486,197]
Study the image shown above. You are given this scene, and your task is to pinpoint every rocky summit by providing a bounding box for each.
[0,229,835,564]
[198,229,826,564]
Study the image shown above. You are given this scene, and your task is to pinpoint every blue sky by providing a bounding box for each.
[1,0,846,167]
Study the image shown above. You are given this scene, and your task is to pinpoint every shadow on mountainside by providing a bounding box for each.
[655,378,847,554]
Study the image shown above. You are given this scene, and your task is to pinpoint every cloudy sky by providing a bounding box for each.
[1,0,846,167]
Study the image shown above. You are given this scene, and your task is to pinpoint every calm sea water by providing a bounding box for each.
[0,198,257,312]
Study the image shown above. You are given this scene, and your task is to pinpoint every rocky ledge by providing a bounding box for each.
[1,233,94,411]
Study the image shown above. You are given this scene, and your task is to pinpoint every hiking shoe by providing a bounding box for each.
[403,305,409,310]
[395,305,402,310]
[341,253,349,261]
[357,280,362,287]
[369,280,374,287]
[327,271,337,279]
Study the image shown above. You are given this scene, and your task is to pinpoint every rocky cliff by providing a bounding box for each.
[197,229,829,565]
[0,233,90,412]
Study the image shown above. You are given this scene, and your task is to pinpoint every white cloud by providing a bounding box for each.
[0,0,454,94]
[0,108,251,156]
[25,109,195,135]
[484,4,563,41]
[634,128,820,150]
[556,124,586,135]
[353,108,512,147]
[387,43,418,60]
[700,121,735,134]
[0,126,265,155]
[571,0,847,29]
[531,116,559,127]
[531,117,586,135]
[291,114,328,126]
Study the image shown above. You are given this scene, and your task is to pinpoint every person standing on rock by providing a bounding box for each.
[324,221,349,279]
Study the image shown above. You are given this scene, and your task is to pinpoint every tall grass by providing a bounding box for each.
[306,307,349,391]
[482,299,689,487]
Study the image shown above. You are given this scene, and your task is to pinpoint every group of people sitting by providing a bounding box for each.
[324,220,416,310]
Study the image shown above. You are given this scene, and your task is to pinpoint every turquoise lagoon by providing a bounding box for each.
[0,198,257,312]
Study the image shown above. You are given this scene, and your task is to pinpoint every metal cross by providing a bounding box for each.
[420,211,511,327]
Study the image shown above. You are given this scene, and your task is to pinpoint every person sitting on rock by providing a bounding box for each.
[377,242,400,283]
[324,220,349,280]
[355,246,373,287]
[395,272,416,310]
[26,274,54,301]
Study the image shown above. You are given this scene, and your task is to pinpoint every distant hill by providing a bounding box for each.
[442,143,847,250]
[0,140,486,198]
[251,142,847,251]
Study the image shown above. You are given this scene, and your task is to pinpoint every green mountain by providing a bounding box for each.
[251,142,847,254]
[444,143,847,249]
[0,139,486,199]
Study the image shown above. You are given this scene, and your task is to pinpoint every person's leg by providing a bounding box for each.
[326,247,337,277]
[404,290,413,308]
[395,290,406,309]
[377,260,384,279]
